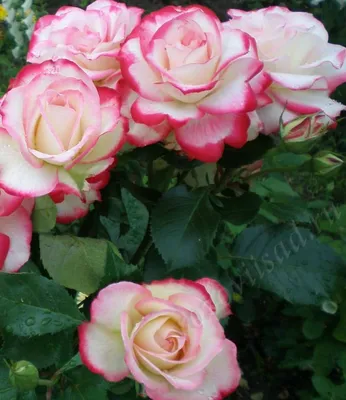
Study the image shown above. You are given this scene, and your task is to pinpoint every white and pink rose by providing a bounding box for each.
[226,6,346,133]
[27,0,143,88]
[119,5,271,162]
[0,59,126,199]
[79,278,240,400]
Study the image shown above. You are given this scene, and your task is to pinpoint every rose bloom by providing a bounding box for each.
[226,6,346,133]
[79,278,240,400]
[0,60,126,198]
[50,167,111,224]
[0,184,34,273]
[119,5,271,162]
[27,0,143,88]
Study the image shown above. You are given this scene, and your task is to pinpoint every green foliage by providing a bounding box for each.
[232,225,346,306]
[32,196,57,233]
[0,360,17,400]
[117,188,149,260]
[0,273,84,337]
[40,235,111,294]
[151,186,220,269]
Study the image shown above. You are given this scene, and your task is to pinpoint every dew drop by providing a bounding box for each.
[25,317,35,327]
[41,317,52,326]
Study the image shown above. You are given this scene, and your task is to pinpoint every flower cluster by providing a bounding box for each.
[1,2,346,398]
[1,2,346,273]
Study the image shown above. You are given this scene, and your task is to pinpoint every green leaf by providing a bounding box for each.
[279,346,313,370]
[32,196,57,233]
[118,189,149,259]
[58,353,82,374]
[59,367,108,400]
[40,235,110,294]
[260,198,312,223]
[333,301,346,342]
[100,243,140,287]
[0,359,16,400]
[252,176,311,223]
[232,225,346,305]
[20,261,40,274]
[303,316,326,340]
[100,216,120,244]
[219,135,274,168]
[252,176,300,198]
[338,352,346,379]
[151,186,220,269]
[18,391,37,400]
[312,375,346,399]
[108,379,135,395]
[144,246,168,282]
[313,340,346,376]
[2,330,74,369]
[0,273,84,337]
[263,150,311,171]
[213,192,262,225]
[184,163,216,188]
[150,161,176,192]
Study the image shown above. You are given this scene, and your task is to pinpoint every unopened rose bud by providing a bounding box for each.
[9,360,39,391]
[280,113,336,153]
[312,151,343,176]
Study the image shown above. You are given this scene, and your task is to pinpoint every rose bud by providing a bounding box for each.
[280,113,336,153]
[9,361,39,391]
[312,151,343,176]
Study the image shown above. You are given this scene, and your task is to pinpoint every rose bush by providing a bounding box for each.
[119,5,272,162]
[79,279,240,400]
[0,183,33,273]
[1,2,346,400]
[27,0,143,88]
[0,59,126,198]
[226,6,346,133]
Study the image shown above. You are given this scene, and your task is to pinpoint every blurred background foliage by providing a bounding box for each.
[1,1,346,399]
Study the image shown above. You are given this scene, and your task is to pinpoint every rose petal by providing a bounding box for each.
[168,293,225,377]
[0,233,10,269]
[90,282,152,330]
[0,189,23,217]
[79,322,129,382]
[121,312,169,392]
[146,339,241,400]
[0,131,58,197]
[132,97,203,128]
[145,278,215,313]
[175,113,249,162]
[196,278,232,319]
[0,207,32,273]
